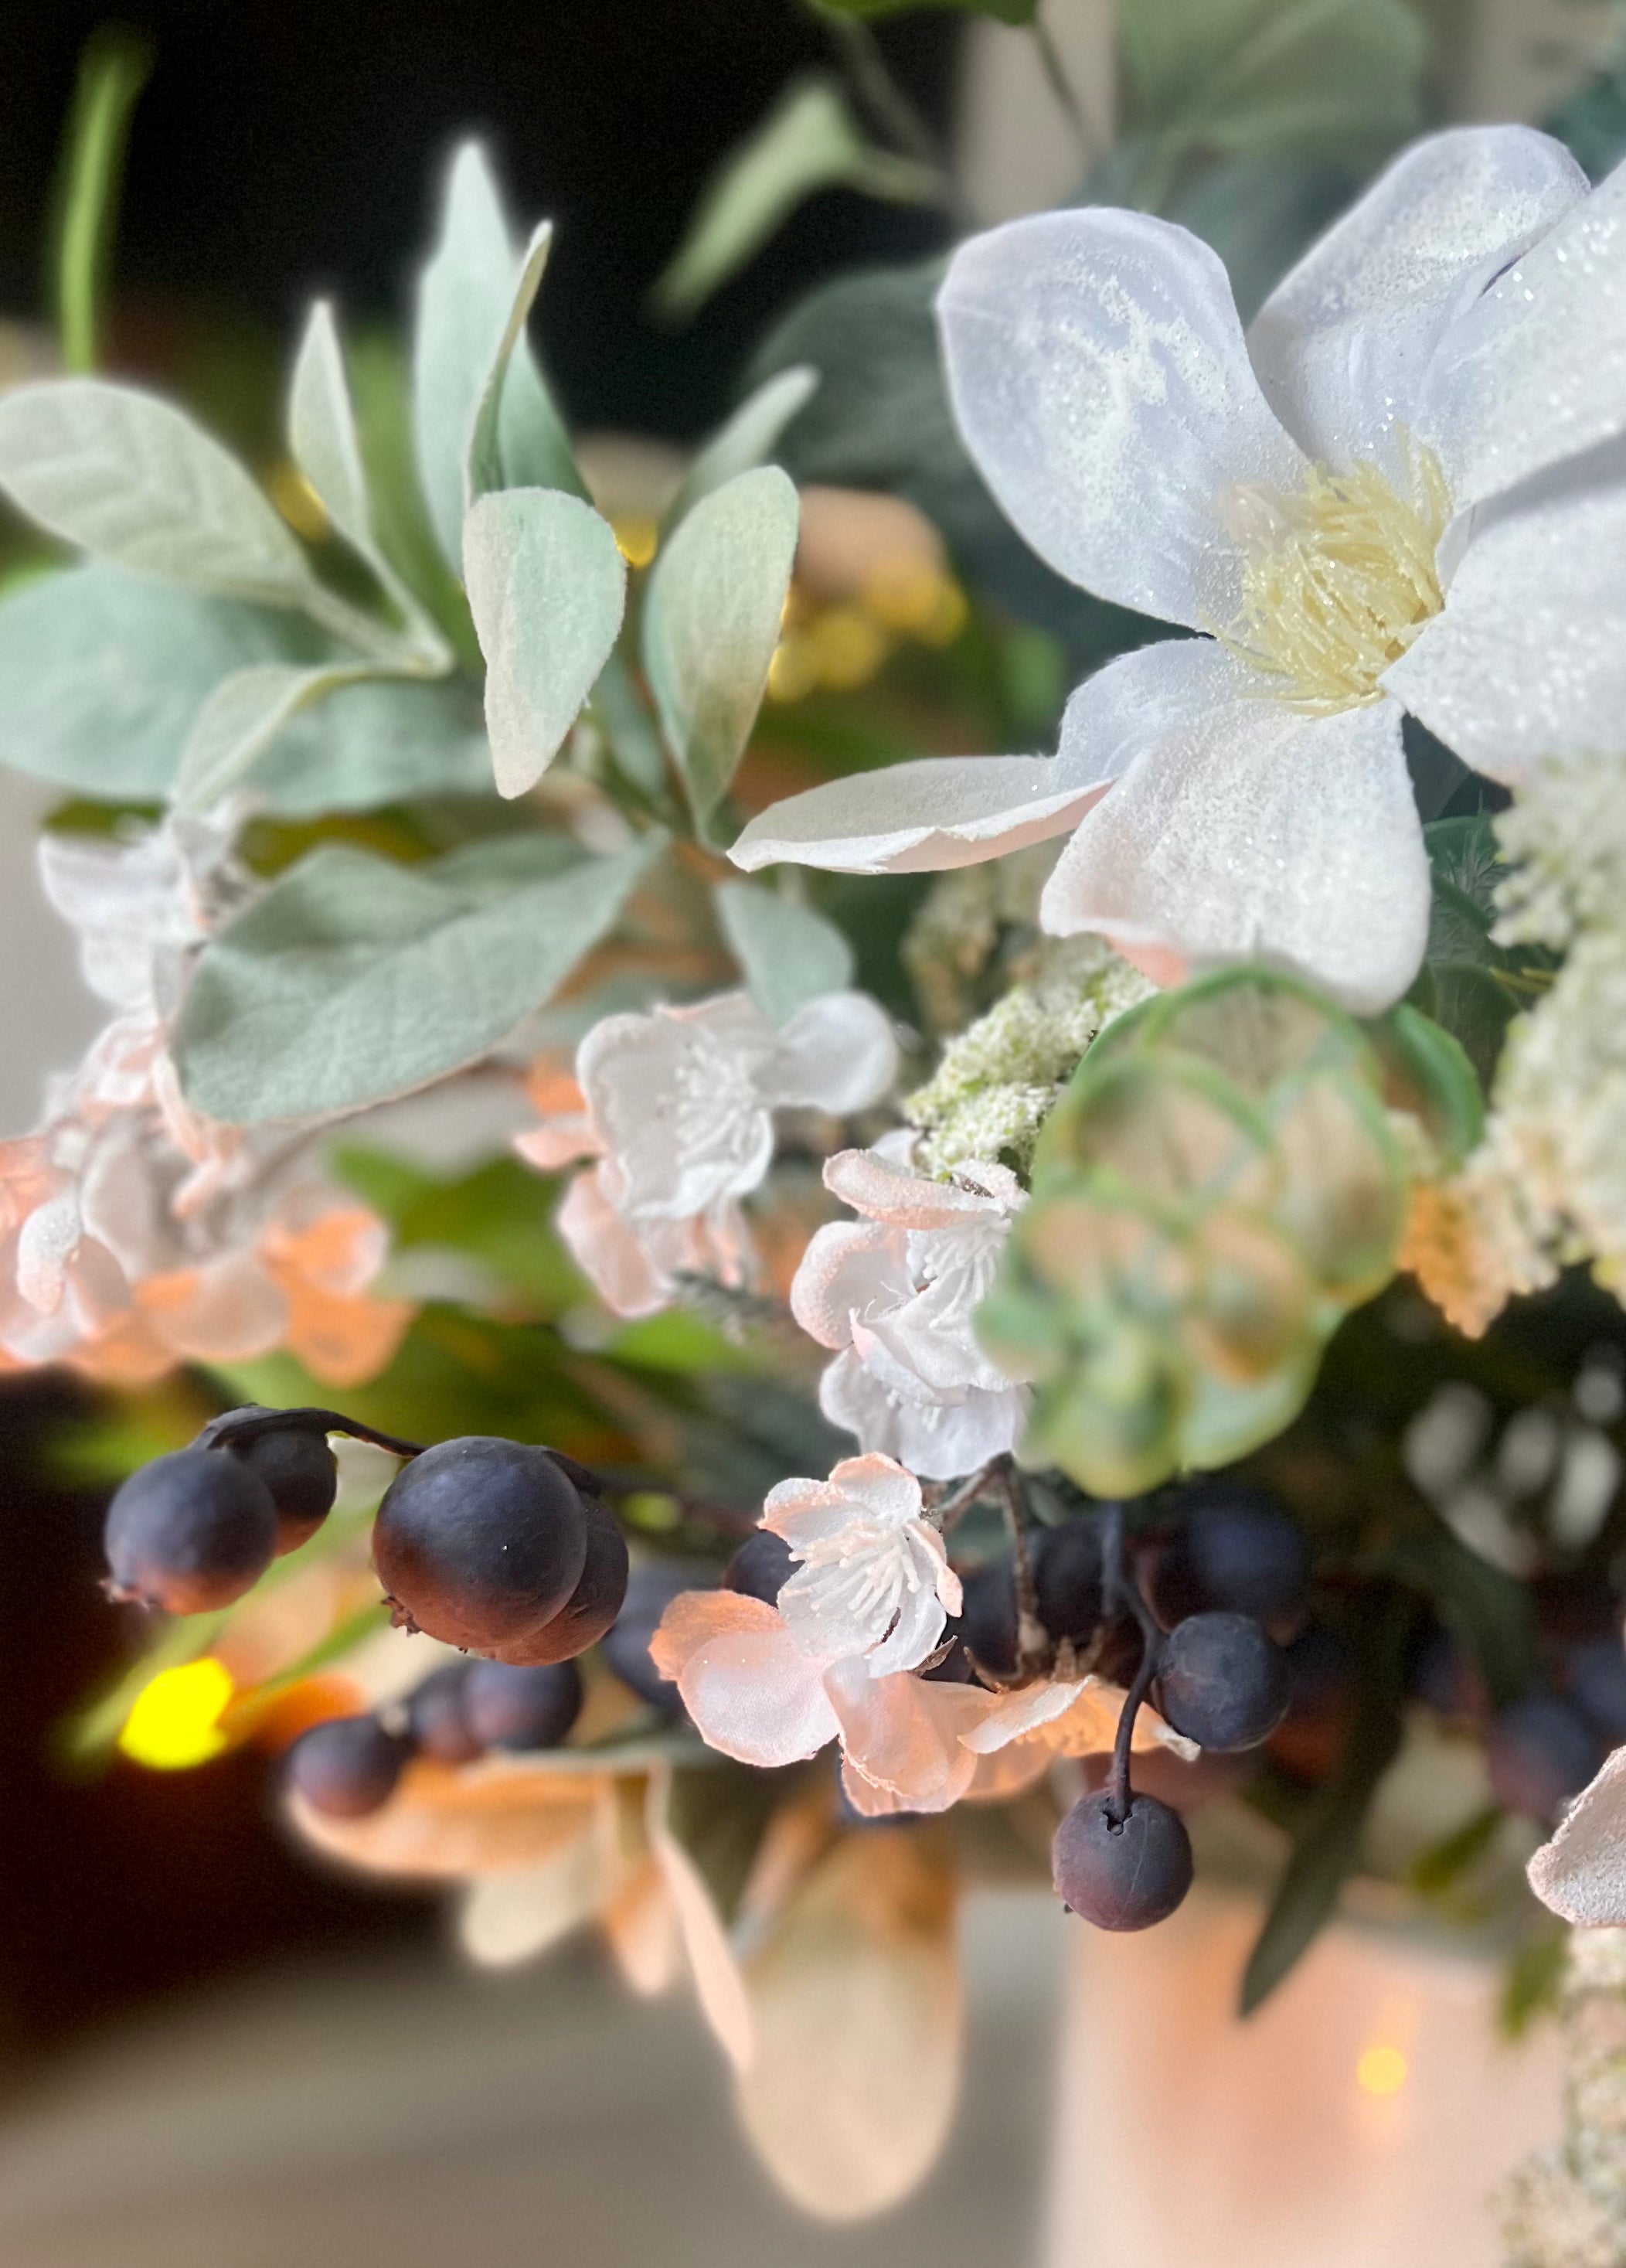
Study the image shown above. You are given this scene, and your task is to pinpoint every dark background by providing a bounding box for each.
[0,0,961,2064]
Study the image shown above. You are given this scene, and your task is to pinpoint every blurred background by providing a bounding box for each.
[0,2,1616,2262]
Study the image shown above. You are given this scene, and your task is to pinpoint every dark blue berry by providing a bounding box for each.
[960,1558,1019,1677]
[1566,1637,1626,1743]
[1486,1695,1603,1823]
[104,1447,278,1614]
[406,1664,481,1765]
[497,1492,629,1665]
[1053,1790,1193,1929]
[287,1715,409,1817]
[722,1527,795,1605]
[462,1660,583,1752]
[1153,1486,1311,1626]
[227,1425,338,1554]
[1155,1612,1288,1752]
[1032,1520,1104,1646]
[602,1561,697,1715]
[372,1438,588,1657]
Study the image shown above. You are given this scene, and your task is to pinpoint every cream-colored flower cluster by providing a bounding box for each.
[1499,1928,1626,2268]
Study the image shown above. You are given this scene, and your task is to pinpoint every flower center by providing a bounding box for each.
[1220,441,1450,713]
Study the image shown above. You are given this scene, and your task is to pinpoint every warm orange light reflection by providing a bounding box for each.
[1356,2043,1409,2097]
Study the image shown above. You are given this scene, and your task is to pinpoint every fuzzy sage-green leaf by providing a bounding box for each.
[716,880,853,1025]
[641,465,798,834]
[175,831,664,1122]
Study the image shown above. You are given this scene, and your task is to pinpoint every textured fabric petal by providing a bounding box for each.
[556,1167,674,1320]
[938,208,1305,628]
[1383,458,1626,782]
[580,996,776,1219]
[767,993,897,1114]
[675,1619,842,1770]
[818,1351,1027,1483]
[1420,155,1626,512]
[862,1561,951,1679]
[1527,1745,1626,1926]
[763,1454,924,1548]
[649,1586,781,1680]
[824,1657,996,1811]
[823,1145,1012,1231]
[960,1677,1088,1753]
[601,1857,682,1997]
[1041,675,1430,1016]
[1249,126,1588,475]
[789,1218,912,1351]
[139,1254,288,1363]
[646,1769,755,2073]
[458,1837,603,1967]
[729,754,1114,877]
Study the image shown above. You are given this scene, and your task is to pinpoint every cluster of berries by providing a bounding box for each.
[103,1408,629,1664]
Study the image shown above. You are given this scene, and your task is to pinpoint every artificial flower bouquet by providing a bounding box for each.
[12,0,1626,2240]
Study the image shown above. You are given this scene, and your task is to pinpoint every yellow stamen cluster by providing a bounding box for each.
[1222,441,1451,713]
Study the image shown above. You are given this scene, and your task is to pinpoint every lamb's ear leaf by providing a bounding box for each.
[715,880,853,1025]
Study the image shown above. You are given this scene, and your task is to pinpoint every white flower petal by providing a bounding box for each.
[578,995,775,1218]
[729,753,1108,877]
[823,1145,1011,1230]
[764,1453,924,1550]
[1249,126,1587,475]
[1420,155,1626,512]
[819,1351,1027,1481]
[1384,456,1626,782]
[822,1656,992,1811]
[1040,666,1429,1016]
[677,1616,842,1769]
[556,1167,677,1320]
[938,208,1304,628]
[789,1219,913,1352]
[767,992,896,1113]
[1527,1744,1626,1926]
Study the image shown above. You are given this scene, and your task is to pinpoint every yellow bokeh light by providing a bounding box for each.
[613,516,658,569]
[117,1657,235,1772]
[1356,2044,1408,2097]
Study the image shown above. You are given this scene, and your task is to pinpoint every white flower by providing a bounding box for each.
[733,127,1626,1015]
[767,1452,963,1676]
[791,1147,1028,1480]
[516,989,897,1319]
[1529,1744,1626,1927]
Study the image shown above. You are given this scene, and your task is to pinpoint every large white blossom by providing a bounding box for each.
[733,126,1626,1015]
[791,1146,1028,1480]
[516,988,896,1319]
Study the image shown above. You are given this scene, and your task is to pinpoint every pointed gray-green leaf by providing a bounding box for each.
[172,660,376,814]
[465,220,555,505]
[641,465,798,833]
[0,379,318,607]
[716,880,852,1025]
[0,563,298,798]
[463,487,627,798]
[413,142,525,573]
[665,366,818,531]
[652,76,939,322]
[289,300,373,557]
[175,830,664,1122]
[250,679,492,815]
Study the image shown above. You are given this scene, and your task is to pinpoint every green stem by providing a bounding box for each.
[54,26,153,373]
[1030,9,1098,174]
[818,7,942,170]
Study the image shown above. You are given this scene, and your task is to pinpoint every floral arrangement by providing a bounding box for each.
[15,0,1626,2233]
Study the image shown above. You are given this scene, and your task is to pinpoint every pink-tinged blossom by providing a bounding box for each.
[651,1454,1187,1813]
[733,128,1626,1017]
[791,1146,1028,1480]
[516,989,897,1319]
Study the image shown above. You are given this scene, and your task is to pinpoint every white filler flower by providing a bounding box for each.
[734,126,1626,1014]
[791,1146,1029,1480]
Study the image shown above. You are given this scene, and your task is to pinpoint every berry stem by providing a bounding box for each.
[1101,1503,1164,1827]
[197,1406,426,1460]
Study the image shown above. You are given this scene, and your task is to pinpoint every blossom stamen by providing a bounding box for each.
[1219,439,1451,713]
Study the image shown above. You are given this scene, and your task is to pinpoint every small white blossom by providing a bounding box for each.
[517,989,897,1319]
[733,127,1626,1016]
[766,1453,962,1677]
[791,1146,1027,1480]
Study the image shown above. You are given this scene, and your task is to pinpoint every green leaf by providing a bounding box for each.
[1379,1517,1537,1708]
[464,222,573,509]
[641,466,798,833]
[250,678,493,814]
[1117,0,1426,188]
[665,366,819,531]
[289,300,375,560]
[333,1147,584,1317]
[0,563,296,798]
[53,26,151,373]
[174,830,664,1122]
[1370,1003,1484,1170]
[651,75,939,323]
[715,879,854,1024]
[0,378,321,609]
[1410,816,1547,1088]
[1240,1594,1413,2014]
[462,486,627,798]
[412,144,583,576]
[172,659,376,813]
